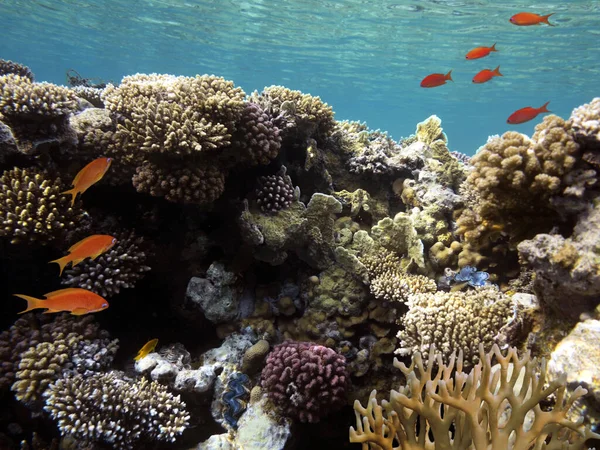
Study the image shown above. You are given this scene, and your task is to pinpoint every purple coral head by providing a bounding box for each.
[260,340,349,423]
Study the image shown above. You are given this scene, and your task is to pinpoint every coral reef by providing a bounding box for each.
[260,340,349,423]
[396,286,514,365]
[44,371,189,450]
[0,167,88,244]
[255,167,297,213]
[61,229,151,297]
[350,344,600,449]
[0,59,34,81]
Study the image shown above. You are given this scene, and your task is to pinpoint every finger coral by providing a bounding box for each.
[349,344,600,450]
[0,167,89,244]
[396,286,513,365]
[260,340,349,423]
[44,371,189,450]
[61,229,151,297]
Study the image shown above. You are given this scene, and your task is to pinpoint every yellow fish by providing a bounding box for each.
[134,338,158,361]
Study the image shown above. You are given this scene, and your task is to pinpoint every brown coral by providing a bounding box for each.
[0,167,89,244]
[350,344,600,450]
[0,59,34,81]
[132,160,226,204]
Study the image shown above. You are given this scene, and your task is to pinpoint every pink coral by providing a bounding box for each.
[260,340,349,423]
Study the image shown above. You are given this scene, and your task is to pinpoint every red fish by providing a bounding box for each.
[472,66,503,84]
[510,12,555,26]
[420,70,453,88]
[62,157,112,206]
[50,234,117,276]
[13,288,109,315]
[465,44,497,60]
[507,102,551,124]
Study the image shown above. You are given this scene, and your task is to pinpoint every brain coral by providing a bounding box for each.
[260,340,349,423]
[0,167,88,244]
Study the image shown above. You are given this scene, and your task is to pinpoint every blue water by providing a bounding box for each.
[2,0,599,154]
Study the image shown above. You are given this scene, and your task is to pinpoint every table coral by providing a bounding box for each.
[44,371,189,450]
[349,344,600,450]
[396,286,513,365]
[260,340,349,423]
[0,167,89,244]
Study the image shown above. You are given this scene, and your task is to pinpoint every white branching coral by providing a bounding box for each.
[349,344,600,450]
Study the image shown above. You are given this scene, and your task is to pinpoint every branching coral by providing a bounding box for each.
[44,371,189,449]
[349,344,600,450]
[570,97,600,144]
[255,166,297,213]
[0,167,89,244]
[61,229,151,297]
[396,286,513,365]
[0,74,77,117]
[0,59,34,81]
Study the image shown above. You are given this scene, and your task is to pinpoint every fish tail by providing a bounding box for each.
[539,101,551,113]
[60,188,78,207]
[494,66,503,76]
[490,43,497,52]
[445,70,453,82]
[49,256,70,276]
[542,13,555,26]
[13,294,43,314]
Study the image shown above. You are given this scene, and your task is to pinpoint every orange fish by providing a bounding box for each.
[420,70,453,88]
[472,66,503,84]
[62,157,112,206]
[465,44,497,60]
[134,338,159,361]
[509,12,555,26]
[507,101,551,124]
[13,288,109,315]
[50,234,117,276]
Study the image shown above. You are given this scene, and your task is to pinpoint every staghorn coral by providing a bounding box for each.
[260,340,349,423]
[102,73,245,158]
[0,74,77,117]
[349,344,600,450]
[255,167,297,213]
[132,159,226,204]
[396,286,513,365]
[70,86,104,108]
[360,247,436,304]
[44,371,189,450]
[61,229,151,297]
[0,314,113,392]
[228,102,281,166]
[251,85,335,139]
[0,59,34,81]
[0,167,88,244]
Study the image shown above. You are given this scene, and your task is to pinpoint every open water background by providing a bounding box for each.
[1,0,599,154]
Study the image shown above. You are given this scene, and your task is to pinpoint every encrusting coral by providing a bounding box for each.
[396,286,514,365]
[44,371,189,450]
[0,167,88,244]
[349,344,600,450]
[61,229,151,297]
[260,340,349,423]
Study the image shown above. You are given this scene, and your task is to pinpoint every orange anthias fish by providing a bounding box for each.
[49,234,117,276]
[420,70,453,88]
[465,44,497,60]
[134,338,159,361]
[473,66,503,84]
[13,288,109,315]
[62,157,112,206]
[507,101,551,124]
[509,12,555,26]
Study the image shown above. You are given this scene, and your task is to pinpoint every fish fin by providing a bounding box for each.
[60,188,78,207]
[539,101,551,113]
[48,256,70,276]
[134,352,144,362]
[494,66,503,76]
[13,294,43,313]
[542,13,555,26]
[42,309,62,314]
[490,43,497,52]
[71,308,89,316]
[445,70,453,82]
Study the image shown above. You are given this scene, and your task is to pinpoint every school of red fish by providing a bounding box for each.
[420,11,555,124]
